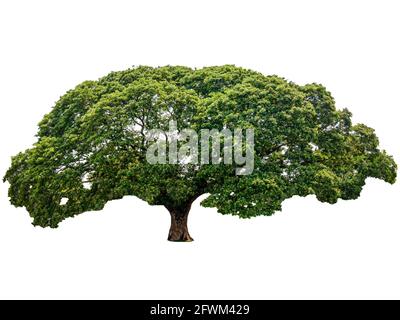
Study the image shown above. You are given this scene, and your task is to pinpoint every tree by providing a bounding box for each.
[3,65,397,241]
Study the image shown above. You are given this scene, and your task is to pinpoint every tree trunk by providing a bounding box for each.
[167,204,193,242]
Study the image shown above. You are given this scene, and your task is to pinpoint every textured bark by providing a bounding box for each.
[167,204,193,242]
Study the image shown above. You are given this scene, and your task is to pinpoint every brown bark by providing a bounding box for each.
[167,203,193,242]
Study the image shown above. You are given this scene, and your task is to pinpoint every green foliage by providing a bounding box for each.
[3,65,397,227]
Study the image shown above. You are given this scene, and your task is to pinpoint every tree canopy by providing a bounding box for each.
[4,65,397,240]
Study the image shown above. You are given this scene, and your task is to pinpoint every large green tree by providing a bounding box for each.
[4,65,397,241]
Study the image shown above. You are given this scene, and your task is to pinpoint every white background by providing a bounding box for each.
[0,0,399,299]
